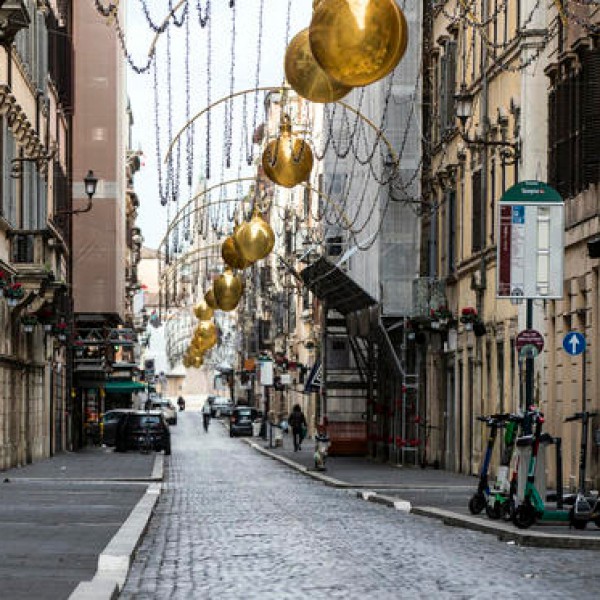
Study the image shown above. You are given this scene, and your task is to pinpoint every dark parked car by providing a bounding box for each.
[229,406,258,437]
[102,409,135,446]
[122,411,171,454]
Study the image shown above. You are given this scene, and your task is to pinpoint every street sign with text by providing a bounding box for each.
[497,181,564,299]
[516,329,544,353]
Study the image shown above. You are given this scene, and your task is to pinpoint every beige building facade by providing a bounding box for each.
[423,1,600,490]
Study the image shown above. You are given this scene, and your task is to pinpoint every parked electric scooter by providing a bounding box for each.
[486,414,522,520]
[314,428,330,471]
[468,413,511,515]
[564,411,600,530]
[513,408,571,528]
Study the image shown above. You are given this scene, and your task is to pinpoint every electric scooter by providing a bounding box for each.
[513,408,571,528]
[468,413,511,515]
[486,414,522,520]
[564,411,600,530]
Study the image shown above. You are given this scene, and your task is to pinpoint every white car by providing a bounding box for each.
[150,398,177,425]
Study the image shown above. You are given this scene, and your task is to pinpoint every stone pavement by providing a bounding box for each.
[244,425,600,549]
[0,446,162,600]
[121,413,600,599]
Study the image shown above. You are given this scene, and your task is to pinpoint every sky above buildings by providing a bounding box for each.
[126,1,312,249]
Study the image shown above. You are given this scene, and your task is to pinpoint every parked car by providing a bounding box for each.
[210,396,233,418]
[124,411,171,454]
[229,406,259,437]
[101,409,135,446]
[150,398,177,425]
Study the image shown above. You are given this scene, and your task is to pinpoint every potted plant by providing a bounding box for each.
[53,320,68,341]
[20,314,38,333]
[0,269,10,297]
[430,305,454,328]
[5,283,25,307]
[460,307,478,331]
[37,305,56,332]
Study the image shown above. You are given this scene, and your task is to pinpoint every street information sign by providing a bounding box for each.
[516,329,544,353]
[497,181,564,299]
[563,332,586,356]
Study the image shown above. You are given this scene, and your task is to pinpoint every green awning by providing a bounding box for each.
[104,380,146,393]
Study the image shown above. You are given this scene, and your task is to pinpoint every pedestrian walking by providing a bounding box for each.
[288,404,307,452]
[115,413,129,453]
[202,401,211,432]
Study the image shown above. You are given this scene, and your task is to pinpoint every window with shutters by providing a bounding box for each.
[549,48,600,199]
[440,41,457,137]
[472,170,483,253]
[447,190,457,274]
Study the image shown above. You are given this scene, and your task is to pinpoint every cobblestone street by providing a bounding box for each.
[120,413,600,599]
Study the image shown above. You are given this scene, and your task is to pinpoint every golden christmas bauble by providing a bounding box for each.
[222,235,251,270]
[194,300,214,321]
[233,209,276,263]
[196,320,217,341]
[213,269,244,312]
[193,356,204,369]
[204,288,218,310]
[285,28,352,103]
[262,115,314,188]
[309,0,408,87]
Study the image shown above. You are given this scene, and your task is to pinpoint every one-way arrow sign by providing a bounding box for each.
[563,331,586,356]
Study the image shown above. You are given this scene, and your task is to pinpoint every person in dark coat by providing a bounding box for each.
[115,414,129,453]
[288,404,307,452]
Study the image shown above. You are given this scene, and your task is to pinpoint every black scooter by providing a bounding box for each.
[565,411,600,530]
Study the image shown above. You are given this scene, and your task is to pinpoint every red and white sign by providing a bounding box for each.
[516,329,544,353]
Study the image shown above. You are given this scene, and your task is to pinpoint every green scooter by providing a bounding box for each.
[513,408,570,528]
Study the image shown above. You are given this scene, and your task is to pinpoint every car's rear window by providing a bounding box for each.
[236,409,253,417]
[130,415,161,427]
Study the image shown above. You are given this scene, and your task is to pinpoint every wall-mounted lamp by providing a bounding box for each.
[56,170,98,215]
[454,84,520,159]
[0,0,30,47]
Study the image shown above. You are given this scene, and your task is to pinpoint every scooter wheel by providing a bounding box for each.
[485,501,502,520]
[594,518,600,529]
[570,509,588,530]
[502,500,514,522]
[513,504,536,529]
[468,493,486,515]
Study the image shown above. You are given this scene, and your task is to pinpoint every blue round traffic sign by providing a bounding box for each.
[563,332,586,356]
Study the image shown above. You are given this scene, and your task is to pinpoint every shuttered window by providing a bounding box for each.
[440,41,457,136]
[549,48,600,198]
[472,170,483,253]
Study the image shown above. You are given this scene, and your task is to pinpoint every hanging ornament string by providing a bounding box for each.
[205,1,213,179]
[224,0,237,169]
[185,0,194,189]
[152,55,168,206]
[248,0,266,166]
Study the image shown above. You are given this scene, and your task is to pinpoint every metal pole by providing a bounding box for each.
[582,348,587,413]
[525,299,534,409]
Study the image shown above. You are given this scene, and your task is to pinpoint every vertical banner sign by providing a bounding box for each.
[259,359,273,387]
[497,181,564,299]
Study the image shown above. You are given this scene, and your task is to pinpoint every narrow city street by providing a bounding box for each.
[120,413,600,599]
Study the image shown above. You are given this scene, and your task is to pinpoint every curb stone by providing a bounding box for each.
[243,438,600,550]
[68,454,164,599]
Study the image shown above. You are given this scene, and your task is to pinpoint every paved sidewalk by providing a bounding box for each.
[0,446,162,600]
[244,427,600,550]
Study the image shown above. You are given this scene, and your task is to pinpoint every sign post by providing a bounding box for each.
[563,332,587,413]
[498,181,564,412]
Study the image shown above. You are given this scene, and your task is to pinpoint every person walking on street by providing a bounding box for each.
[288,404,307,452]
[202,401,211,432]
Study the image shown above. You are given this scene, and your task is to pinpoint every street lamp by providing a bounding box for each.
[454,84,520,158]
[58,170,98,215]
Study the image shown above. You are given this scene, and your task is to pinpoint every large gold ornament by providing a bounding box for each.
[262,115,313,188]
[285,28,352,103]
[233,209,276,263]
[222,235,251,270]
[204,288,218,310]
[213,269,244,312]
[194,300,214,321]
[309,0,408,87]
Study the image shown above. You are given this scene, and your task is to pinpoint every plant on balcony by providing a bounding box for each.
[20,314,38,333]
[0,269,10,294]
[5,283,24,306]
[460,307,483,332]
[53,320,69,340]
[429,305,455,328]
[37,305,56,331]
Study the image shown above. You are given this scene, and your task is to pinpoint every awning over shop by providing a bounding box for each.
[104,380,147,393]
[301,257,377,315]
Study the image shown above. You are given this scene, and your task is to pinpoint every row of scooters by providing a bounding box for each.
[468,407,600,530]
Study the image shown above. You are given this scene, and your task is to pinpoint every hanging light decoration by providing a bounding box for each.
[204,288,218,310]
[192,356,204,369]
[233,208,276,263]
[284,27,352,103]
[222,234,251,270]
[194,300,214,321]
[213,269,244,312]
[309,0,409,87]
[262,114,314,188]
